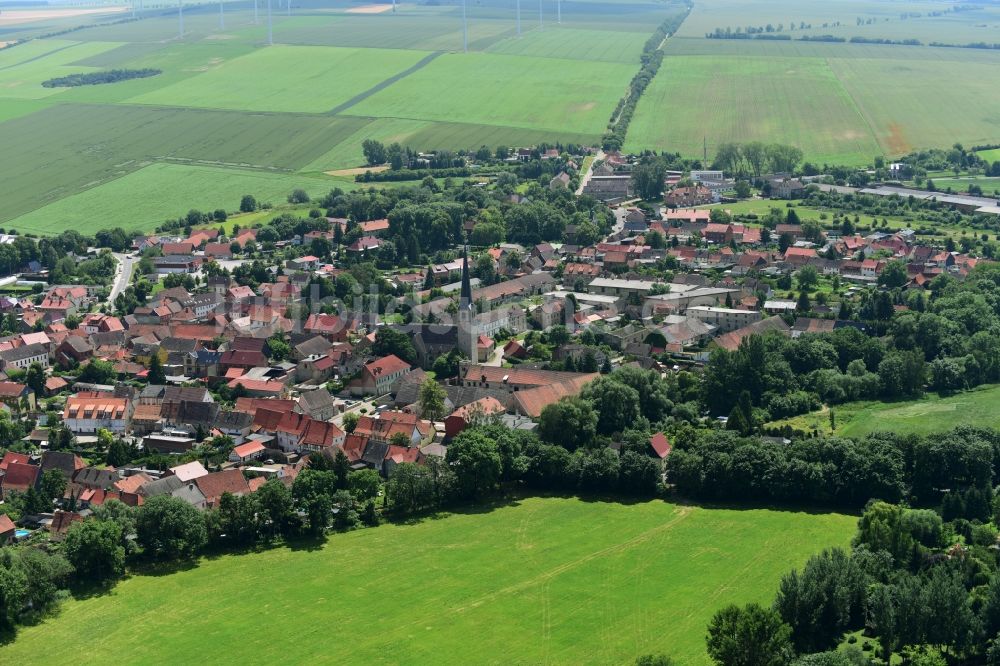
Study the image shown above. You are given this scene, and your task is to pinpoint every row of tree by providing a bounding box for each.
[667,426,998,510]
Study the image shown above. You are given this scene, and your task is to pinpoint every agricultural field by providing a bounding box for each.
[486,27,647,63]
[346,52,634,135]
[768,384,1000,439]
[0,496,856,665]
[130,44,432,114]
[5,163,350,236]
[0,0,677,233]
[627,0,1000,164]
[625,55,882,165]
[0,103,369,224]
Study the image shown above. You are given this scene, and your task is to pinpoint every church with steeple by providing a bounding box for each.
[456,240,478,360]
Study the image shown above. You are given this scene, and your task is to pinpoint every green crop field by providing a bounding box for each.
[487,27,647,63]
[130,44,431,113]
[768,384,1000,439]
[625,55,882,165]
[347,51,633,136]
[628,38,1000,163]
[0,103,369,224]
[4,163,350,236]
[0,496,855,665]
[629,0,1000,163]
[0,40,122,100]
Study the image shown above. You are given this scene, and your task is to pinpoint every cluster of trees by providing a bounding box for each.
[315,170,611,253]
[713,142,804,178]
[668,426,998,511]
[361,140,465,170]
[602,9,690,151]
[41,68,160,88]
[702,265,1000,425]
[384,416,667,518]
[700,491,1000,664]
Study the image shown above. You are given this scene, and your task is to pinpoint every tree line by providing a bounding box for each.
[602,8,691,151]
[667,425,997,512]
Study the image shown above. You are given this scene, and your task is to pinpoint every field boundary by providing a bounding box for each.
[327,50,442,115]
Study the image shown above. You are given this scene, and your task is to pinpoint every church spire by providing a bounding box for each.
[460,237,473,309]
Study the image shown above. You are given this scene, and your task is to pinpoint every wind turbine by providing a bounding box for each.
[516,0,520,36]
[557,0,561,24]
[392,0,396,13]
[462,0,468,52]
[219,0,225,30]
[286,0,290,17]
[538,0,543,31]
[253,0,258,25]
[178,0,184,38]
[267,0,273,44]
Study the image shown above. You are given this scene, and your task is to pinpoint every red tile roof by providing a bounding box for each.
[0,514,14,536]
[195,469,250,505]
[649,432,672,459]
[1,461,38,492]
[0,451,29,471]
[364,354,410,378]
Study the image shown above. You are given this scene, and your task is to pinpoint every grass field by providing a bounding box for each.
[0,496,855,665]
[347,51,633,135]
[928,176,1000,195]
[977,148,1000,163]
[130,44,432,113]
[5,163,349,235]
[768,384,1000,439]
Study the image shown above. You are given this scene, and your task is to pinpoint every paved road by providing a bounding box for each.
[575,149,605,196]
[107,253,136,306]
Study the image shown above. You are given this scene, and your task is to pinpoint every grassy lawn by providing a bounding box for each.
[346,51,635,136]
[0,495,855,665]
[129,44,432,114]
[768,384,1000,439]
[6,163,350,236]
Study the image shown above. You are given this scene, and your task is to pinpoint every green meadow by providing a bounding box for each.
[768,384,1000,439]
[0,496,856,665]
[977,148,1000,163]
